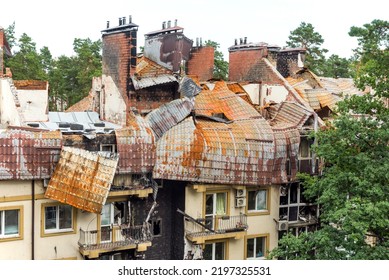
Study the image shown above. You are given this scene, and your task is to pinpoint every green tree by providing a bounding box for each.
[205,40,228,80]
[286,22,328,75]
[321,54,353,78]
[4,22,16,49]
[6,33,47,80]
[270,19,389,260]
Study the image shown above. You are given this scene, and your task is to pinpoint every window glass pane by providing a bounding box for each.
[203,244,213,260]
[290,183,298,204]
[216,193,226,215]
[247,238,254,258]
[205,194,213,215]
[256,190,267,210]
[59,205,72,229]
[300,138,310,158]
[5,210,19,235]
[45,206,57,230]
[214,242,225,260]
[248,191,256,210]
[255,237,265,258]
[101,204,111,226]
[289,206,298,221]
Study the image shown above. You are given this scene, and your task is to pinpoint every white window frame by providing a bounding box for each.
[0,208,21,239]
[247,189,269,213]
[246,236,267,260]
[43,204,74,234]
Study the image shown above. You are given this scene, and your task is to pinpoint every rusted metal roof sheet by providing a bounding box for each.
[306,88,340,110]
[153,81,300,185]
[131,74,177,90]
[271,101,314,129]
[145,97,194,140]
[194,81,259,120]
[0,128,62,180]
[319,77,364,96]
[45,147,118,214]
[115,116,155,174]
[179,76,202,98]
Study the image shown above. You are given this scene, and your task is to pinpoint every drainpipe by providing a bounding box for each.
[31,180,35,260]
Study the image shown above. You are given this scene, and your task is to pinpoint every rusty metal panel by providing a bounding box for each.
[306,88,341,110]
[271,101,314,129]
[131,74,177,90]
[45,147,118,214]
[145,97,194,140]
[115,116,155,174]
[0,128,62,180]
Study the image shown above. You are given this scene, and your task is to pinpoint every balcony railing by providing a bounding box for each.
[78,224,152,255]
[184,214,248,242]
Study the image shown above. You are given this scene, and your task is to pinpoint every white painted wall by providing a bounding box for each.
[17,89,48,122]
[0,79,21,126]
[260,84,289,106]
[242,83,260,105]
[102,75,127,126]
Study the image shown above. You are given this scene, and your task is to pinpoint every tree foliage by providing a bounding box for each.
[321,54,353,78]
[205,40,229,80]
[270,19,389,260]
[286,22,328,75]
[3,23,102,109]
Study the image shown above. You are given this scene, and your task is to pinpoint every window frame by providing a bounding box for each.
[41,203,77,237]
[245,234,269,260]
[246,187,270,216]
[203,240,228,260]
[0,206,23,242]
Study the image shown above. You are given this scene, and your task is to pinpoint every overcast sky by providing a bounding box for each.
[1,0,387,60]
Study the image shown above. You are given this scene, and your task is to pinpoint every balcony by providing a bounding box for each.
[78,224,152,259]
[184,214,248,244]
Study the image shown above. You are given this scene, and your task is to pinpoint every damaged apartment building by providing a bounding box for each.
[0,18,363,260]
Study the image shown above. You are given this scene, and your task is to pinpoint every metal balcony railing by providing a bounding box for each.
[185,214,248,239]
[78,223,152,252]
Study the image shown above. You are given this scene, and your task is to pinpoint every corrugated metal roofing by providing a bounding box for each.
[153,81,300,185]
[306,88,340,110]
[271,102,314,129]
[0,128,62,180]
[131,74,177,90]
[45,147,118,214]
[115,116,155,174]
[145,97,194,140]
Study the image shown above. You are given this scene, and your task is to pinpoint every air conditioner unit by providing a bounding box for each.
[277,220,289,231]
[236,189,246,198]
[235,197,246,208]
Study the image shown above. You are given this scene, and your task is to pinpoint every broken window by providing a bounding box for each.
[246,236,267,259]
[100,144,117,153]
[148,218,162,237]
[0,208,20,238]
[43,204,74,234]
[247,189,268,212]
[101,202,129,242]
[299,136,313,159]
[203,241,225,260]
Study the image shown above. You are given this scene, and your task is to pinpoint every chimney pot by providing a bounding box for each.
[167,20,171,28]
[200,37,202,46]
[234,39,237,45]
[240,38,243,45]
[119,17,122,26]
[174,19,177,27]
[122,17,126,25]
[196,38,199,47]
[107,21,110,28]
[162,21,166,29]
[244,37,247,44]
[129,15,132,23]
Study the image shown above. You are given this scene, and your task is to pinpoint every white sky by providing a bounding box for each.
[1,0,387,61]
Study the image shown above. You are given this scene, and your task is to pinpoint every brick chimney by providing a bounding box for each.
[187,43,214,81]
[101,16,138,98]
[144,20,193,73]
[276,48,306,78]
[228,39,269,82]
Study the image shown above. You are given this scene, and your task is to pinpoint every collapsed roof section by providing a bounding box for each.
[45,147,118,214]
[0,128,62,180]
[152,80,302,185]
